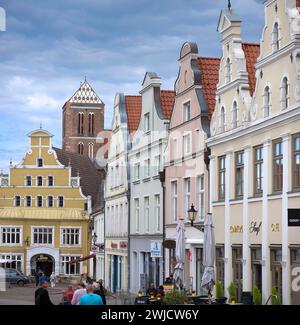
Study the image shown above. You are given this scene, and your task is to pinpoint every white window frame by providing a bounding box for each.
[0,226,23,246]
[280,76,289,110]
[25,175,32,186]
[31,226,55,246]
[14,195,21,207]
[47,176,54,187]
[183,133,192,156]
[60,226,82,247]
[144,159,150,179]
[36,195,43,208]
[184,177,191,219]
[134,198,140,233]
[47,195,54,208]
[37,158,43,168]
[263,86,271,118]
[36,176,43,187]
[171,180,178,222]
[144,196,150,233]
[197,174,205,221]
[232,101,238,129]
[134,163,140,181]
[144,112,150,132]
[183,101,191,122]
[154,155,161,175]
[25,195,32,207]
[154,194,161,232]
[60,254,82,275]
[272,21,280,52]
[57,195,64,208]
[0,253,24,272]
[220,107,226,133]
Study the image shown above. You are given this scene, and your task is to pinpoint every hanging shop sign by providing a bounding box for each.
[288,209,300,227]
[150,241,162,258]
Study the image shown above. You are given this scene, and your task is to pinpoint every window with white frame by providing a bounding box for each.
[15,196,21,207]
[144,159,150,178]
[47,196,54,207]
[263,86,270,117]
[48,176,54,186]
[115,205,119,235]
[111,205,115,235]
[36,196,43,207]
[134,198,140,232]
[281,77,289,110]
[134,163,140,181]
[1,227,21,245]
[183,101,191,122]
[26,176,32,186]
[220,107,225,133]
[184,178,191,219]
[88,142,94,159]
[37,176,43,186]
[144,197,150,233]
[33,227,53,245]
[232,101,238,128]
[25,196,31,207]
[119,203,123,236]
[61,255,81,275]
[272,22,280,52]
[154,155,161,175]
[37,158,43,167]
[58,196,64,208]
[173,138,178,161]
[0,254,22,271]
[183,134,191,156]
[144,112,150,132]
[171,181,178,221]
[110,166,114,188]
[106,206,110,236]
[197,175,205,220]
[61,228,81,246]
[225,58,231,83]
[155,194,161,232]
[116,165,120,186]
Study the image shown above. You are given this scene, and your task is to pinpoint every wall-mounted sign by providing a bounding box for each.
[249,221,262,236]
[271,223,280,232]
[288,209,300,227]
[151,241,162,258]
[119,242,127,249]
[91,245,98,252]
[111,243,118,249]
[230,225,243,233]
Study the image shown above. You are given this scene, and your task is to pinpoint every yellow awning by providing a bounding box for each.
[0,207,89,220]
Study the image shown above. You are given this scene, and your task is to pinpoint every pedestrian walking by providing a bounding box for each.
[50,272,56,288]
[35,280,54,306]
[71,283,87,305]
[97,279,107,305]
[79,284,103,305]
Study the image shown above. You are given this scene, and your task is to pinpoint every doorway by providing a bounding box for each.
[232,246,243,302]
[31,254,54,276]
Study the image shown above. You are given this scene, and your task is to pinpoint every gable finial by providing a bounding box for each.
[228,0,232,11]
[84,76,87,82]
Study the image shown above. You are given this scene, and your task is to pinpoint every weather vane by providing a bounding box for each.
[228,0,232,11]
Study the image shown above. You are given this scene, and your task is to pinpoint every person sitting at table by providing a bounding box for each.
[146,283,157,297]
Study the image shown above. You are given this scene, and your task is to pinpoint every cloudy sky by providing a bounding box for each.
[0,0,264,171]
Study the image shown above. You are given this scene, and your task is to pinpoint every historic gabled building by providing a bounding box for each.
[0,128,103,279]
[128,72,175,293]
[207,0,300,304]
[163,42,220,295]
[62,79,110,166]
[104,93,141,293]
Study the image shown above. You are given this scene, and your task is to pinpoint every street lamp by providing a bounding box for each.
[92,232,98,245]
[188,204,204,232]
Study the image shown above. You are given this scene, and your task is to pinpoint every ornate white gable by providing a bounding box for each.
[69,80,103,104]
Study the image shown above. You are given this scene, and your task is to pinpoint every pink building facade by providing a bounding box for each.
[163,42,220,294]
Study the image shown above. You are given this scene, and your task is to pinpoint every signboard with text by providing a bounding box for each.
[150,240,162,258]
[288,209,300,227]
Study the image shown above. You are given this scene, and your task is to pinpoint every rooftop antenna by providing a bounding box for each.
[228,0,232,11]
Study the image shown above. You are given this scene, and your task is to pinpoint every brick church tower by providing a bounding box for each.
[62,79,107,162]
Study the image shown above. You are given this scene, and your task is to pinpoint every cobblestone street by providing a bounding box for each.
[0,283,130,305]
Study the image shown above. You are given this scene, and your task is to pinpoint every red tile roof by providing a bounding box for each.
[197,57,221,117]
[242,43,260,96]
[160,90,175,119]
[125,95,142,135]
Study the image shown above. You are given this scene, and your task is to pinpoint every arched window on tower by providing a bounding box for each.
[88,142,94,159]
[272,22,280,52]
[232,101,238,129]
[78,113,84,135]
[263,86,270,118]
[225,58,231,83]
[281,77,289,110]
[78,142,84,155]
[220,107,226,133]
[88,113,94,135]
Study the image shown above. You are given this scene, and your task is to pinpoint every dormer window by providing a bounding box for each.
[225,58,231,83]
[272,23,280,52]
[144,113,150,132]
[263,86,270,117]
[281,77,289,110]
[183,101,191,122]
[37,158,43,167]
[220,107,226,133]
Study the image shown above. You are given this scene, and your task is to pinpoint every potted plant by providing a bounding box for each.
[271,287,281,305]
[215,280,227,304]
[227,282,236,304]
[162,290,189,305]
[252,286,262,305]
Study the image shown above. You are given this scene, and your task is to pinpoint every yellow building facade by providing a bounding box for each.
[0,129,91,278]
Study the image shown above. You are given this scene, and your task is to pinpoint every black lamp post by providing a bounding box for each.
[92,232,98,280]
[188,204,204,232]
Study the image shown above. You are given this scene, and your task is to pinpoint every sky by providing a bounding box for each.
[0,0,264,171]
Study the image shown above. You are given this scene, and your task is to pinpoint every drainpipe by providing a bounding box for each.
[159,170,166,283]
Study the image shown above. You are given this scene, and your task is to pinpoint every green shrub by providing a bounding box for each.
[252,286,262,305]
[271,287,281,305]
[215,280,224,298]
[227,282,236,302]
[163,290,189,305]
